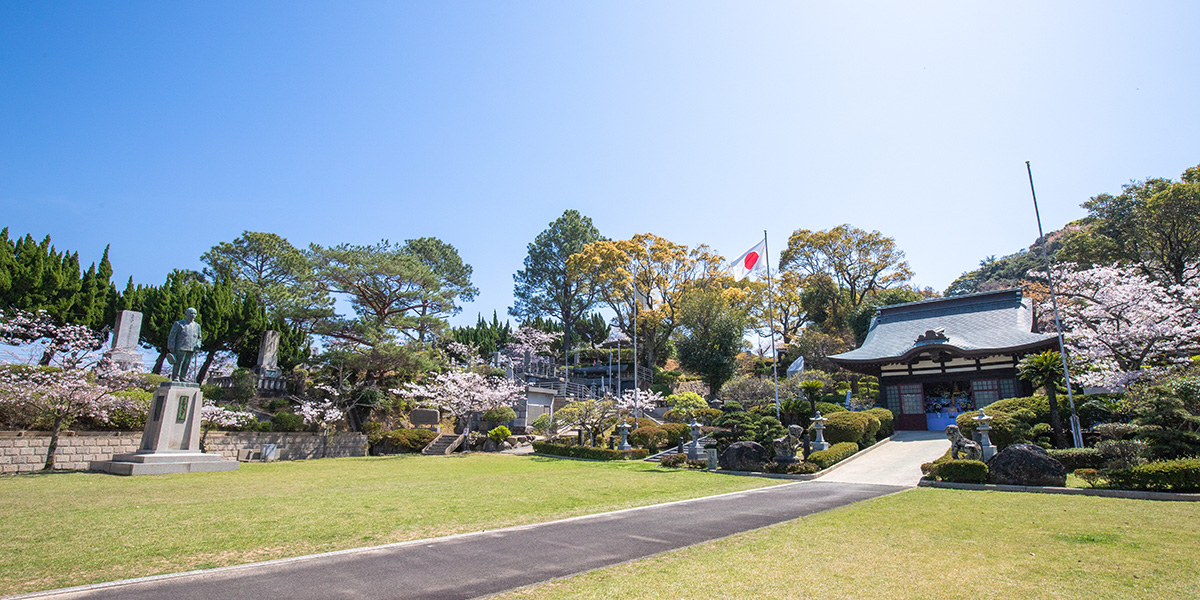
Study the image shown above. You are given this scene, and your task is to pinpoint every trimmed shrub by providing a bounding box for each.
[763,461,819,475]
[1048,448,1105,471]
[488,425,512,444]
[1096,438,1148,470]
[271,411,305,432]
[665,391,708,411]
[1093,422,1139,441]
[807,442,859,469]
[1075,468,1103,488]
[865,407,896,439]
[823,411,880,447]
[382,428,439,453]
[664,407,723,424]
[660,422,690,444]
[1104,458,1200,492]
[659,453,689,468]
[531,441,649,461]
[481,406,516,424]
[927,459,989,484]
[815,401,848,415]
[630,425,667,450]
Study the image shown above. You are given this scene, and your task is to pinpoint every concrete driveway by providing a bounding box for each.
[815,430,950,487]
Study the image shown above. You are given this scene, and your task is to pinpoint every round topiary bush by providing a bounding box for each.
[865,407,896,438]
[823,411,880,446]
[481,406,517,424]
[488,425,512,444]
[928,459,988,484]
[630,425,666,450]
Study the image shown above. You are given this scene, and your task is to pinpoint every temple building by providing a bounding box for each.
[828,288,1058,431]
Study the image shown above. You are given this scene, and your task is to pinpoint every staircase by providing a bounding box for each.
[422,433,465,455]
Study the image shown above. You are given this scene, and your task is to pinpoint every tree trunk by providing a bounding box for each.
[44,415,64,471]
[153,352,167,376]
[197,351,218,384]
[38,347,54,366]
[1047,387,1065,449]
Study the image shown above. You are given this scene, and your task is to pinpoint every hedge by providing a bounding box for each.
[1048,447,1105,471]
[823,412,881,447]
[807,442,859,469]
[926,459,988,484]
[1104,458,1200,492]
[864,407,896,439]
[532,441,649,461]
[381,428,439,453]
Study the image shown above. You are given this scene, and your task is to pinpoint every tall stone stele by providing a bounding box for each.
[103,310,144,371]
[92,308,239,475]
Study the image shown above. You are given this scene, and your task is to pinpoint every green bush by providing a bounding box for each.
[1096,439,1148,470]
[865,407,895,439]
[807,442,858,469]
[823,411,880,447]
[271,411,305,432]
[956,395,1103,450]
[1093,422,1139,441]
[664,407,723,424]
[815,401,847,415]
[631,425,666,450]
[1104,458,1200,492]
[927,459,988,484]
[481,406,517,424]
[763,461,819,475]
[660,422,691,444]
[488,425,512,444]
[665,391,708,411]
[1075,468,1103,488]
[1048,448,1105,471]
[381,428,439,453]
[531,441,648,461]
[659,453,689,468]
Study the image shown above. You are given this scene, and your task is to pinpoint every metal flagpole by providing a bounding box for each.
[763,230,782,421]
[1026,161,1084,449]
[631,255,639,428]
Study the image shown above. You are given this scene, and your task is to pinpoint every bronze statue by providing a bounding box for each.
[167,308,202,382]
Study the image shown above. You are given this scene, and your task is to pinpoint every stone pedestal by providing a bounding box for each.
[91,383,238,475]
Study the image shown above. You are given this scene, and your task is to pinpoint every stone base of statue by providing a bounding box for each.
[773,455,800,465]
[92,382,238,476]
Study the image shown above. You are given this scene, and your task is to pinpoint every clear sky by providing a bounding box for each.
[3,1,1198,328]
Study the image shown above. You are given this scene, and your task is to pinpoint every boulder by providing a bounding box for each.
[719,441,771,472]
[986,443,1067,487]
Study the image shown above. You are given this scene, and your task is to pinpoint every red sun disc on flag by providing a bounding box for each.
[744,252,759,270]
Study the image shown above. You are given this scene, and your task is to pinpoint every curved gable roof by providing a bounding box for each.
[828,288,1057,366]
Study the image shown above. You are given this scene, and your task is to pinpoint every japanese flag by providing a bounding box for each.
[730,239,767,281]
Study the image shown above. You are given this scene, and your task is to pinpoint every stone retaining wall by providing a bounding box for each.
[0,431,368,474]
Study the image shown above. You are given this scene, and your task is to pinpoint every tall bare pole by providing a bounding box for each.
[1026,161,1084,448]
[763,231,782,421]
[631,255,639,427]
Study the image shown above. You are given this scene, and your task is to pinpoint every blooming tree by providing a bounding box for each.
[0,311,139,470]
[503,326,561,365]
[617,387,664,417]
[199,399,256,452]
[401,369,525,428]
[555,398,617,446]
[298,397,345,457]
[1034,264,1200,389]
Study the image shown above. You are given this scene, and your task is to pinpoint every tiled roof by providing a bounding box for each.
[828,288,1057,365]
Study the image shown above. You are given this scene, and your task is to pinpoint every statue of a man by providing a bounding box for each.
[167,308,202,382]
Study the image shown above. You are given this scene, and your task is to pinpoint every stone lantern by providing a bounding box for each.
[974,409,997,460]
[617,420,632,452]
[687,419,702,460]
[810,411,830,452]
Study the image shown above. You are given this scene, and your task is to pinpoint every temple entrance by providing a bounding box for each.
[922,381,974,431]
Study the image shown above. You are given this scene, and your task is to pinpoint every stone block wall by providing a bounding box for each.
[0,431,368,474]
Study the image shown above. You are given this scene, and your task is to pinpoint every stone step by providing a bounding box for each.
[421,433,465,455]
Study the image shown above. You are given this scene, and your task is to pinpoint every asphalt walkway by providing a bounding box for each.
[816,430,950,486]
[21,481,903,600]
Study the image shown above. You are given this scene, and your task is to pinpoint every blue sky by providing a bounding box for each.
[3,1,1198,328]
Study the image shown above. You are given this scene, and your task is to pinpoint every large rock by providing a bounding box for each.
[719,441,771,472]
[986,443,1067,486]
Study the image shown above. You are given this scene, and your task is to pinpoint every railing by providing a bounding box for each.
[208,374,287,393]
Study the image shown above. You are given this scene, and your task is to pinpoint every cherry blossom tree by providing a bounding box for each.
[502,326,561,365]
[199,399,256,452]
[298,397,345,458]
[1034,264,1200,389]
[401,369,525,430]
[555,398,617,446]
[1,310,139,470]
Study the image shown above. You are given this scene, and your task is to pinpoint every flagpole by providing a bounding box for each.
[631,254,639,429]
[1026,161,1083,449]
[763,230,782,421]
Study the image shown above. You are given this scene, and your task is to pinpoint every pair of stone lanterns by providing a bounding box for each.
[616,418,703,458]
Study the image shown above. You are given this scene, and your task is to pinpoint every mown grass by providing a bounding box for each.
[497,488,1200,600]
[0,453,778,595]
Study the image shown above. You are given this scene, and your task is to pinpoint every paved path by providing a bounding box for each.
[816,430,950,486]
[22,481,903,600]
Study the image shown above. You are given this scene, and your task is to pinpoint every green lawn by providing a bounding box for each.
[497,488,1200,600]
[0,453,778,596]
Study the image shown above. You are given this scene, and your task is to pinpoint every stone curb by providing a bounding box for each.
[917,479,1200,502]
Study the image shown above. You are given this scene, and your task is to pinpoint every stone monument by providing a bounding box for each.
[104,310,144,371]
[256,330,281,377]
[772,424,805,464]
[92,309,238,476]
